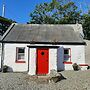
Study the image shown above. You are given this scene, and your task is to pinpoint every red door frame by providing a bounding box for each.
[36,48,49,75]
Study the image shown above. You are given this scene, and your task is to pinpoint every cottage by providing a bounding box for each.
[1,24,86,75]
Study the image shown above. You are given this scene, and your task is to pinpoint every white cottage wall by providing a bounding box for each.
[4,43,29,72]
[57,45,85,70]
[71,45,85,64]
[3,43,85,74]
[28,48,57,75]
[28,48,36,75]
[49,48,57,73]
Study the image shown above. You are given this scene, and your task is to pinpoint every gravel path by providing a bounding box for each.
[0,70,90,90]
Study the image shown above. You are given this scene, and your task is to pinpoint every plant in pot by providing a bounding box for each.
[87,65,90,69]
[72,63,79,71]
[3,65,8,73]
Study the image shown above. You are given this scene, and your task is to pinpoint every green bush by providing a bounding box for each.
[72,63,79,71]
[3,65,8,73]
[87,66,90,69]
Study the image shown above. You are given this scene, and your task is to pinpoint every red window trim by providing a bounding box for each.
[64,48,71,62]
[15,61,26,63]
[63,62,72,64]
[79,64,88,66]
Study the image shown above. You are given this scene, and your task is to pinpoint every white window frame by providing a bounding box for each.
[16,47,25,63]
[63,48,71,63]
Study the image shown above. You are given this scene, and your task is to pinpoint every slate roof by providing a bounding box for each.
[1,24,85,45]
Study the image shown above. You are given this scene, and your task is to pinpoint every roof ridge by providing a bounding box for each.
[17,24,82,26]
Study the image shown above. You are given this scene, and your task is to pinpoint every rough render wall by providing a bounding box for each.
[49,49,57,73]
[28,48,36,75]
[28,48,57,75]
[4,44,29,72]
[28,45,85,74]
[4,44,58,74]
[71,45,85,64]
[57,45,85,70]
[4,43,85,73]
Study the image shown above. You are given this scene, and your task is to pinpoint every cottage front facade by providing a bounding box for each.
[1,24,86,75]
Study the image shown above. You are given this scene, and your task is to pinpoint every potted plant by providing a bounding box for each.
[3,65,8,73]
[72,63,79,71]
[87,65,90,69]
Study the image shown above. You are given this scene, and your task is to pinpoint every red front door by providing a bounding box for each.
[37,48,49,75]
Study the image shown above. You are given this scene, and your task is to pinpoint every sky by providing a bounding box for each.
[0,0,90,23]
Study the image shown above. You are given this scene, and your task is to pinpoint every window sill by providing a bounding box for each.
[15,61,26,63]
[63,62,72,64]
[79,64,88,66]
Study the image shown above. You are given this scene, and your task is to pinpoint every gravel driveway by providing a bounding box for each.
[0,70,90,90]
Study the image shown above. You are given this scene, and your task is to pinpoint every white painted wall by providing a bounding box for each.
[71,45,85,64]
[28,48,36,75]
[49,48,57,73]
[4,43,85,74]
[4,43,29,72]
[57,45,85,70]
[28,48,57,75]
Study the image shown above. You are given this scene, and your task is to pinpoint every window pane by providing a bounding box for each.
[18,48,24,53]
[64,58,69,61]
[64,49,69,54]
[64,48,71,62]
[16,47,25,60]
[18,54,24,59]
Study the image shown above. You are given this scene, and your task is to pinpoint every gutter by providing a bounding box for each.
[1,41,86,45]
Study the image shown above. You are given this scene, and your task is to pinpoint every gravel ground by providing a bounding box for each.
[0,70,90,90]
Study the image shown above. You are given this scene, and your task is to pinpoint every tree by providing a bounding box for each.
[0,16,16,36]
[82,11,90,40]
[29,0,81,24]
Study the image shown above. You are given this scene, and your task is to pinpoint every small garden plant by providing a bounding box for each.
[72,63,79,71]
[3,65,9,73]
[87,65,90,69]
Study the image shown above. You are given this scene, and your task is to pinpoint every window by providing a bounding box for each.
[63,48,72,64]
[16,47,25,63]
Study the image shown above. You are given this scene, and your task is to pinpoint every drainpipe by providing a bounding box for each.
[1,43,4,72]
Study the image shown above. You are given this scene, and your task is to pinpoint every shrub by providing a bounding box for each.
[72,63,79,71]
[87,66,90,69]
[3,65,9,73]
